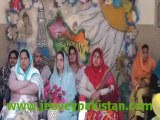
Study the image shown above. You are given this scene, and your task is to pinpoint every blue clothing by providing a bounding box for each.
[153,60,160,80]
[50,51,77,120]
[113,0,122,7]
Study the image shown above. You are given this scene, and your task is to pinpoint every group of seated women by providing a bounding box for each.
[0,44,159,120]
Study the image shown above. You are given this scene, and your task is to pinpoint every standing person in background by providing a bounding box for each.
[33,48,52,84]
[33,48,52,119]
[68,46,86,118]
[129,44,156,120]
[0,50,19,111]
[68,46,86,89]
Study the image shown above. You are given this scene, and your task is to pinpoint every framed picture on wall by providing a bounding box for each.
[155,0,160,29]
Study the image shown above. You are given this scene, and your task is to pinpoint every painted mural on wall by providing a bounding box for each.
[5,0,139,119]
[6,0,138,64]
[46,11,90,64]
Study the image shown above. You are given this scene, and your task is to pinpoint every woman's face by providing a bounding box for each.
[34,52,43,66]
[92,51,101,68]
[9,53,18,67]
[20,52,30,71]
[142,48,148,62]
[69,49,76,63]
[56,54,64,72]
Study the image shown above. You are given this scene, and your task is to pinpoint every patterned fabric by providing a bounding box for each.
[15,111,34,120]
[85,110,118,120]
[0,67,11,100]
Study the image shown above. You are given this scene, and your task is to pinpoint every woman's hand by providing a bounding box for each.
[75,79,80,85]
[90,91,101,100]
[91,92,97,100]
[109,85,114,92]
[95,91,101,98]
[13,90,21,94]
[134,84,140,97]
[135,84,140,90]
[13,81,31,94]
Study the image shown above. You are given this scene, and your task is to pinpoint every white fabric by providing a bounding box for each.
[100,85,114,96]
[41,65,51,83]
[74,65,86,89]
[78,73,115,98]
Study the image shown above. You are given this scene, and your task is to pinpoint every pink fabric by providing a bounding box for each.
[8,71,38,102]
[9,71,30,91]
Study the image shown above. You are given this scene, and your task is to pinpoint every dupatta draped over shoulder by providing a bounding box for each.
[49,51,77,120]
[11,48,44,98]
[50,51,77,103]
[84,48,122,120]
[85,48,119,103]
[132,46,156,88]
[0,49,43,120]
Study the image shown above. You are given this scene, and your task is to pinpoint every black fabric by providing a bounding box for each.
[137,116,144,120]
[150,74,160,93]
[145,73,160,120]
[0,97,3,112]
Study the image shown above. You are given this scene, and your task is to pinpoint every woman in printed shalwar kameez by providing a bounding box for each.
[129,44,156,120]
[33,48,52,83]
[0,50,19,111]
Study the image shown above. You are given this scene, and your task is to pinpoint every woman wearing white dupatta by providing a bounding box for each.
[50,51,77,120]
[1,49,43,120]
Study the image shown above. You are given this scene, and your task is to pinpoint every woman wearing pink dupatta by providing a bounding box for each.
[68,46,86,89]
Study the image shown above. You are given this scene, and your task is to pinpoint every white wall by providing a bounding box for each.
[137,0,155,25]
[0,1,9,24]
